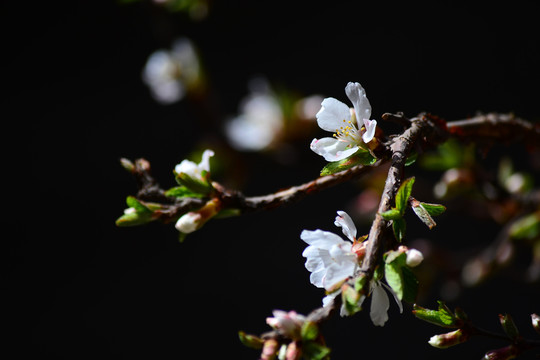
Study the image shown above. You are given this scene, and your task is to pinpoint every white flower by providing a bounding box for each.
[301,211,359,292]
[175,149,214,182]
[310,82,377,162]
[266,310,306,339]
[225,78,284,151]
[142,37,201,104]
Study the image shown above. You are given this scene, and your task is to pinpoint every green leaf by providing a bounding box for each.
[385,261,404,300]
[126,196,150,213]
[303,341,331,360]
[320,149,376,176]
[342,284,363,315]
[413,301,459,328]
[384,251,418,302]
[301,321,319,341]
[115,210,153,227]
[412,203,437,229]
[238,331,264,349]
[405,151,418,166]
[509,212,540,240]
[499,314,520,340]
[401,266,419,303]
[395,177,415,214]
[175,172,213,195]
[380,208,402,220]
[420,139,473,171]
[420,202,447,216]
[392,217,406,242]
[165,186,205,198]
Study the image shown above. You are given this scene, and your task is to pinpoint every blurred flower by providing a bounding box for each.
[225,78,284,151]
[266,310,306,340]
[174,149,214,182]
[310,82,377,162]
[142,37,202,104]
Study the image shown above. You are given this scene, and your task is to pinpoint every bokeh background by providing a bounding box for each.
[5,1,540,359]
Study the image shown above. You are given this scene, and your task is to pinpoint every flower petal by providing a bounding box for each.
[362,119,377,143]
[300,229,345,248]
[334,211,357,242]
[310,137,359,162]
[199,149,215,172]
[381,282,403,314]
[323,262,356,289]
[345,82,372,126]
[370,282,390,326]
[315,97,351,132]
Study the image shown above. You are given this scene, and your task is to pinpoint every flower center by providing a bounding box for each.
[333,119,361,145]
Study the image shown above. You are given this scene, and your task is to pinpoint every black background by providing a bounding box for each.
[4,1,540,359]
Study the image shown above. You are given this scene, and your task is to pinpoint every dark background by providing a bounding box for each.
[4,1,540,359]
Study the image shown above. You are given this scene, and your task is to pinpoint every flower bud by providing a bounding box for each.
[428,329,469,349]
[483,345,519,360]
[175,198,221,234]
[285,341,302,360]
[261,339,279,360]
[406,248,424,267]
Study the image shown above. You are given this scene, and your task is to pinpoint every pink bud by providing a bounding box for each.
[261,339,279,360]
[483,345,519,360]
[428,329,469,349]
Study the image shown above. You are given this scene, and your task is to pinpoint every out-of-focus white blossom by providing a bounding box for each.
[174,149,214,182]
[225,78,284,151]
[310,82,377,162]
[265,310,306,340]
[142,37,201,104]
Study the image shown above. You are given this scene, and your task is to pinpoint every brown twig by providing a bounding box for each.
[360,114,448,276]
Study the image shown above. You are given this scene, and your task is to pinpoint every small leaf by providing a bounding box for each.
[238,331,264,349]
[499,314,520,340]
[420,202,447,217]
[401,266,419,303]
[175,172,213,195]
[392,218,406,242]
[405,151,418,166]
[395,177,415,214]
[115,210,153,227]
[303,341,331,360]
[165,186,205,198]
[413,301,459,328]
[126,196,150,213]
[301,321,319,341]
[380,208,402,220]
[385,261,404,300]
[342,283,363,315]
[320,149,376,176]
[412,203,437,229]
[509,212,540,240]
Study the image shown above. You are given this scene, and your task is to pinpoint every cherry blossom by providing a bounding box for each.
[310,82,377,162]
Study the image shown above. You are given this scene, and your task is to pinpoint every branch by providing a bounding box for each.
[216,160,384,213]
[360,114,447,276]
[447,112,540,148]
